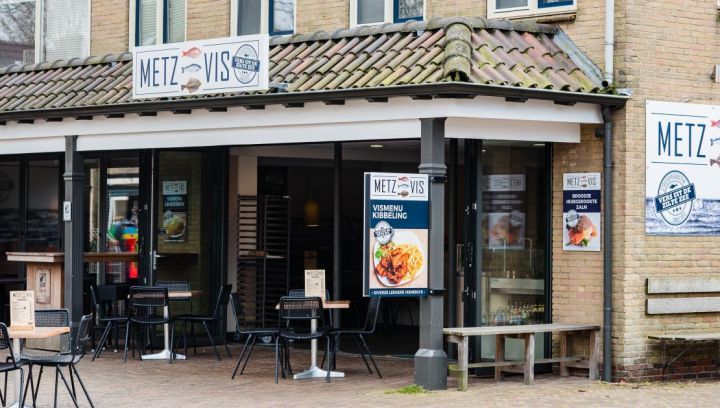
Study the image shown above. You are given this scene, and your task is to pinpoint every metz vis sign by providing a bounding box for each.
[132,35,269,99]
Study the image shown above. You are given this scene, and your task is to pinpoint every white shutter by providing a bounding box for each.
[167,0,184,43]
[138,0,157,46]
[43,0,90,61]
[357,0,384,25]
[237,0,261,35]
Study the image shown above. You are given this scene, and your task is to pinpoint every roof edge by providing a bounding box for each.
[0,83,628,122]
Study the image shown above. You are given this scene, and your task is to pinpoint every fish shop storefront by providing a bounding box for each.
[0,18,628,388]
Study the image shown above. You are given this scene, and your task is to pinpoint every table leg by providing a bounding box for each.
[559,332,569,376]
[457,336,469,391]
[141,306,186,361]
[588,329,600,380]
[495,334,505,381]
[524,333,535,385]
[293,318,344,379]
[9,338,28,408]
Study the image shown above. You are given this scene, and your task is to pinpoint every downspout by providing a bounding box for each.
[604,0,614,86]
[602,105,613,382]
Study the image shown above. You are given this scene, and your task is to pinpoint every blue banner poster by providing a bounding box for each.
[563,173,601,251]
[646,101,720,235]
[363,173,429,297]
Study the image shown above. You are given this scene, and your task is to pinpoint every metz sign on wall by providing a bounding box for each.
[646,100,720,235]
[132,35,269,99]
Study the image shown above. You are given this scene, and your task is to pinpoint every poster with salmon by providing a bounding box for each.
[646,101,720,235]
[563,173,601,251]
[363,173,429,297]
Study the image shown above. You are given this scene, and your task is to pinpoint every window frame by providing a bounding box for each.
[350,0,425,28]
[230,0,268,36]
[268,0,295,36]
[129,0,187,49]
[487,0,576,20]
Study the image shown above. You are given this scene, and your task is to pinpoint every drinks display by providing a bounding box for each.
[490,302,544,326]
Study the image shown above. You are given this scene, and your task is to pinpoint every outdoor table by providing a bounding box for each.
[277,300,350,379]
[8,326,70,408]
[140,290,202,361]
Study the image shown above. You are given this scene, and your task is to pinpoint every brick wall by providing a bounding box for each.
[187,0,231,40]
[91,0,129,55]
[296,0,348,34]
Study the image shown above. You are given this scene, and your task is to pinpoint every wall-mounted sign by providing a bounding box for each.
[646,100,720,235]
[482,174,526,250]
[363,173,429,297]
[563,172,601,251]
[132,35,269,99]
[304,269,326,301]
[162,181,187,242]
[36,269,50,304]
[63,201,71,221]
[10,291,35,329]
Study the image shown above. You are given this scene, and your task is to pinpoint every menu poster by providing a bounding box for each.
[162,180,188,242]
[10,291,35,329]
[563,172,601,251]
[482,174,526,250]
[304,269,326,300]
[36,269,50,304]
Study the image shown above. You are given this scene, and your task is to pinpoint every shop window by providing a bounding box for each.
[269,0,294,36]
[234,0,262,35]
[351,0,423,27]
[488,0,576,19]
[0,0,89,66]
[133,0,186,47]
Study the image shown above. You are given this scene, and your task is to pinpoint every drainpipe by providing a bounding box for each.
[604,0,614,86]
[602,106,613,382]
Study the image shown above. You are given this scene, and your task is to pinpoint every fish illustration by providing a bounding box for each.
[181,47,202,58]
[712,155,720,167]
[711,120,720,128]
[181,63,201,74]
[181,78,202,94]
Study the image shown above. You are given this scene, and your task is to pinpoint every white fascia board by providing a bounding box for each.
[0,136,65,154]
[0,96,598,153]
[446,118,581,143]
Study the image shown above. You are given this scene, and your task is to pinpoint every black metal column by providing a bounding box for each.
[63,135,85,327]
[415,118,448,390]
[333,142,342,323]
[447,139,458,360]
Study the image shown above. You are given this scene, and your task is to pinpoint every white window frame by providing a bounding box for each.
[230,0,268,36]
[129,0,187,50]
[350,0,426,28]
[487,0,576,20]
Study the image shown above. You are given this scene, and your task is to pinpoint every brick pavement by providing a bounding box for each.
[8,344,720,407]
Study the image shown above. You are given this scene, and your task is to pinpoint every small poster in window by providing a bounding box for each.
[162,180,187,242]
[10,291,35,330]
[36,269,50,304]
[304,270,326,301]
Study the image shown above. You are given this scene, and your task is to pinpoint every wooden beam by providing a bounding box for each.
[646,297,720,314]
[647,278,720,294]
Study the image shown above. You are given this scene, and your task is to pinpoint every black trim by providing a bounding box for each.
[0,83,628,122]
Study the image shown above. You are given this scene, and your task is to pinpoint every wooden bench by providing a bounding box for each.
[444,323,600,390]
[646,278,720,377]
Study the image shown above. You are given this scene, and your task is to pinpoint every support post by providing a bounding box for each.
[447,139,457,360]
[332,143,342,327]
[602,106,613,382]
[415,118,448,390]
[63,135,85,328]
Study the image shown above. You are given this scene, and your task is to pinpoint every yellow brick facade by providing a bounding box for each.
[90,0,129,55]
[186,0,231,41]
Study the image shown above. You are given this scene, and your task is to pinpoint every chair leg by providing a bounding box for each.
[53,367,59,408]
[22,364,32,407]
[123,321,131,362]
[192,323,197,356]
[274,336,280,384]
[359,335,382,379]
[183,320,188,357]
[202,321,221,361]
[56,367,79,408]
[284,339,293,376]
[169,322,175,364]
[240,336,258,375]
[1,371,6,408]
[232,335,253,379]
[71,365,95,408]
[222,324,232,358]
[325,337,332,383]
[33,366,44,407]
[353,335,373,374]
[68,366,76,399]
[93,323,112,361]
[17,367,24,408]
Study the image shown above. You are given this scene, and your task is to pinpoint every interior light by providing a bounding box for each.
[370,144,384,148]
[533,143,545,147]
[304,198,319,228]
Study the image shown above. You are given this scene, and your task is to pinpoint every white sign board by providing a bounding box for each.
[563,173,601,251]
[132,35,269,99]
[10,291,35,329]
[304,269,326,301]
[646,100,720,235]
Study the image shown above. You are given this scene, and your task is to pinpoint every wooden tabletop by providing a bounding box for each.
[275,300,351,310]
[443,323,600,337]
[8,326,70,339]
[168,290,202,298]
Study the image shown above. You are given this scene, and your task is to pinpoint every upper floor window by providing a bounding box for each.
[351,0,423,27]
[232,0,293,36]
[133,0,185,47]
[488,0,576,19]
[0,0,89,66]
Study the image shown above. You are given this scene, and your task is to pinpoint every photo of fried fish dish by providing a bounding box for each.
[566,215,597,247]
[374,241,423,285]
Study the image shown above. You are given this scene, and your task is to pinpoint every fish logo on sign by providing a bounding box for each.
[232,44,261,84]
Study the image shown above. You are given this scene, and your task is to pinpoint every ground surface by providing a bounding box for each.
[7,344,720,407]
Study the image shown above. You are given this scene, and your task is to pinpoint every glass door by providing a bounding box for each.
[151,150,227,324]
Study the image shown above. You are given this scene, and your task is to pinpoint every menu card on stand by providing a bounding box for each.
[304,269,326,301]
[10,291,35,330]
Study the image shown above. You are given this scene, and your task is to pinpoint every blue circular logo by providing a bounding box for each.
[233,44,260,85]
[656,170,694,226]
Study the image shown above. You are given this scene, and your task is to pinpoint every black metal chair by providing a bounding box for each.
[276,296,334,383]
[0,323,26,408]
[327,297,382,378]
[229,292,288,379]
[156,281,192,314]
[124,286,174,364]
[288,289,332,326]
[21,309,70,405]
[23,314,95,408]
[90,285,128,361]
[174,284,232,361]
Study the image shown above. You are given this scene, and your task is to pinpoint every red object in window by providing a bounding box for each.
[124,236,139,279]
